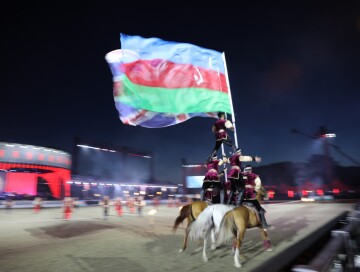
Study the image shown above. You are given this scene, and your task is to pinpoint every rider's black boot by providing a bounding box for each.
[259,208,271,229]
[227,191,234,205]
[235,190,244,207]
[220,189,225,204]
[200,190,205,201]
[209,149,217,161]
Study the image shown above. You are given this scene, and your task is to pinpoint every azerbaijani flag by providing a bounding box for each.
[105,33,231,128]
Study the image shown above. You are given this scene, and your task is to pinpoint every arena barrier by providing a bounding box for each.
[292,202,360,272]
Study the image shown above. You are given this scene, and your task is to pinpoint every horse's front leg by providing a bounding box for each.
[259,228,273,251]
[179,227,189,253]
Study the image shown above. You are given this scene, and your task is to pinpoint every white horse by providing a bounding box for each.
[187,204,235,262]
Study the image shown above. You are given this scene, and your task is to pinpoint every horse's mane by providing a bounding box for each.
[172,204,191,232]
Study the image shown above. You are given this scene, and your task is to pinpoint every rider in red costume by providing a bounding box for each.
[226,149,261,205]
[242,165,271,229]
[209,112,237,159]
[201,154,227,204]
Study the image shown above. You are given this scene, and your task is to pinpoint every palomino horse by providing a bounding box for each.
[187,197,272,265]
[174,189,268,256]
[216,204,272,268]
[172,200,209,252]
[187,204,236,262]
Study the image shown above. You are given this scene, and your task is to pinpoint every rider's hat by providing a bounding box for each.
[217,112,225,119]
[244,165,252,172]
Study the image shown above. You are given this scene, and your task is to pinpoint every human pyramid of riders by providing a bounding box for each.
[201,111,270,229]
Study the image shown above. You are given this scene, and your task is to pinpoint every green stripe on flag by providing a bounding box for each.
[114,76,231,114]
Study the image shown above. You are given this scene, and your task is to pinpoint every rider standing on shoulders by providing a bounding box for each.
[226,148,261,206]
[208,112,237,159]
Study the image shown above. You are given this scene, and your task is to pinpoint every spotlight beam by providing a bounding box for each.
[291,127,360,166]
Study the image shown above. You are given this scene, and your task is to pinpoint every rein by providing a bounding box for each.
[190,205,196,221]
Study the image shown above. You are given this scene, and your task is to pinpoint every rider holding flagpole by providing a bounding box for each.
[226,148,261,205]
[209,112,237,160]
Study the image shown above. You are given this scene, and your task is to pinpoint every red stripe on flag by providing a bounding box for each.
[123,110,149,125]
[122,59,228,93]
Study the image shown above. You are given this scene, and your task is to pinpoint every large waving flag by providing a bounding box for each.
[105,33,231,128]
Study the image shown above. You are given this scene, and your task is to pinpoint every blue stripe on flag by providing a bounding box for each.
[120,33,225,74]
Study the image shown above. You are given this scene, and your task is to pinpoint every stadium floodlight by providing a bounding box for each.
[323,133,336,138]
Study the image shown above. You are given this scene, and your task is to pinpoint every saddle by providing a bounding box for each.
[243,201,260,222]
[204,186,221,204]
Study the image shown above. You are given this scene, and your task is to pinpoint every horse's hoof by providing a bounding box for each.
[202,257,208,262]
[234,262,242,268]
[263,240,272,250]
[179,249,184,253]
[194,247,202,253]
[211,245,217,250]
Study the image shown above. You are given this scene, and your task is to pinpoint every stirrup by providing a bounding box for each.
[261,220,271,229]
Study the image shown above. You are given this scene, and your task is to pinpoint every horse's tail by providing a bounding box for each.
[172,204,191,233]
[216,209,236,246]
[188,205,214,242]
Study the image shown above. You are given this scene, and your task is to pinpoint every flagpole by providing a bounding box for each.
[222,52,238,149]
[220,52,238,204]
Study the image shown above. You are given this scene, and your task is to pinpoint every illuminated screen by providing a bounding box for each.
[74,147,152,183]
[186,176,204,188]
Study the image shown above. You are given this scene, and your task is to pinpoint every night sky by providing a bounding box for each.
[1,3,360,185]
